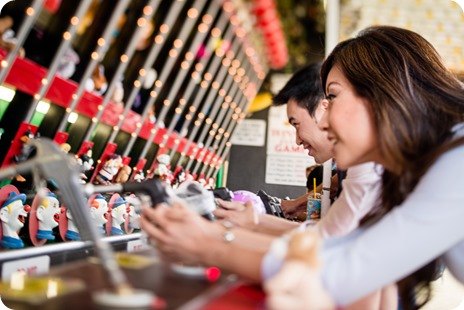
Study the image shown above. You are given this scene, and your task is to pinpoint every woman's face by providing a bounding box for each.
[319,66,381,169]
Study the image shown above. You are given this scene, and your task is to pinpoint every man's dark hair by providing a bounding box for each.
[272,62,324,117]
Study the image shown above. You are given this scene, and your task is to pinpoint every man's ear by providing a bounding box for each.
[320,99,329,111]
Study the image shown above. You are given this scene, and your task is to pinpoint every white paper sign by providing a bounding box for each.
[266,155,314,186]
[127,239,149,253]
[2,255,50,282]
[267,105,306,156]
[230,119,266,147]
[266,106,315,186]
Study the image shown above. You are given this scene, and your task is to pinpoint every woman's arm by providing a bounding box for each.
[321,148,464,305]
[264,147,464,306]
[141,202,272,282]
[316,162,381,238]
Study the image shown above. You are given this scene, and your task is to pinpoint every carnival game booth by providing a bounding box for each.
[0,0,288,308]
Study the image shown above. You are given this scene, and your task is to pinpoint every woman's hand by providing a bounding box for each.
[265,260,334,310]
[140,200,220,265]
[213,199,259,230]
[265,231,335,310]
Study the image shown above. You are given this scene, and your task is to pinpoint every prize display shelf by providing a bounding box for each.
[0,49,218,163]
[0,232,143,279]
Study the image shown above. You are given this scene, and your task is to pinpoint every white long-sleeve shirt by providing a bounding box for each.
[263,126,464,306]
[315,162,382,238]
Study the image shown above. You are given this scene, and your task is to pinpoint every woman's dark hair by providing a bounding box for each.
[321,26,464,309]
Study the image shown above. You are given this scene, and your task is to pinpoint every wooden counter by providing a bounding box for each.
[2,249,266,310]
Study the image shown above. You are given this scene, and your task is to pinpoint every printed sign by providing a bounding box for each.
[2,255,50,282]
[266,106,314,186]
[127,239,149,253]
[230,119,266,147]
[267,105,307,156]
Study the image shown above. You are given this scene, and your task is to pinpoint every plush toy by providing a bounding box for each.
[0,16,25,58]
[59,143,71,154]
[114,165,132,184]
[110,79,124,108]
[13,129,40,182]
[13,129,39,164]
[56,47,79,79]
[85,64,108,96]
[153,154,172,184]
[133,169,145,183]
[77,147,94,184]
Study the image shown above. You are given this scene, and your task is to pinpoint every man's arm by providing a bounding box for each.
[213,200,300,235]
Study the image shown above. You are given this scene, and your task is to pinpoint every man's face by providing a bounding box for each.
[286,99,333,164]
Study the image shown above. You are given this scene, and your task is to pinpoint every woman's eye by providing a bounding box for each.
[326,94,335,101]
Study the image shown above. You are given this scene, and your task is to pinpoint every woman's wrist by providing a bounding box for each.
[200,221,235,266]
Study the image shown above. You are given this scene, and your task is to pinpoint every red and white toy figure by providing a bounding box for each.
[94,154,123,185]
[59,205,80,241]
[88,195,109,235]
[134,170,145,183]
[171,167,186,189]
[0,186,30,249]
[205,177,216,190]
[106,195,127,236]
[184,170,194,182]
[124,194,140,234]
[153,154,172,185]
[77,147,94,184]
[197,174,207,188]
[29,191,63,246]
